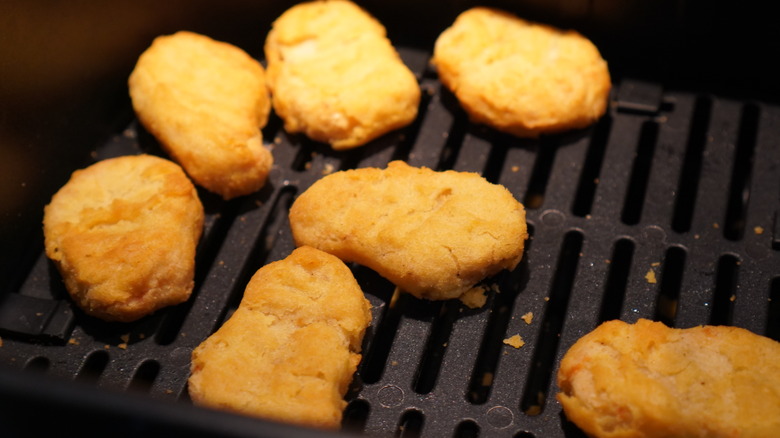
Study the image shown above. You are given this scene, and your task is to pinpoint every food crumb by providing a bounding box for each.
[0,336,3,347]
[651,262,660,267]
[754,226,765,235]
[503,334,525,349]
[481,372,494,386]
[68,338,80,346]
[730,294,736,302]
[521,312,534,325]
[104,345,111,350]
[645,269,657,284]
[322,163,335,175]
[118,343,128,350]
[120,334,130,343]
[460,286,488,309]
[713,222,720,229]
[511,165,520,172]
[165,389,174,395]
[391,361,399,367]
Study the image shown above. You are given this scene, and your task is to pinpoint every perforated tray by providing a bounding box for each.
[1,32,780,438]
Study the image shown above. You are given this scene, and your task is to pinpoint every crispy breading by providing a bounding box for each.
[557,319,780,438]
[188,246,371,429]
[43,155,203,322]
[432,7,611,137]
[289,161,528,301]
[129,31,272,199]
[264,0,420,149]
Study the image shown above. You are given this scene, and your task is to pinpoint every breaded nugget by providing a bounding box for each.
[432,7,611,137]
[264,0,420,149]
[289,161,528,301]
[188,246,371,428]
[557,319,780,438]
[129,31,272,199]
[43,155,203,322]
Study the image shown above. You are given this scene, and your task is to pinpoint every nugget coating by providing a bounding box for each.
[188,246,371,428]
[557,319,780,438]
[265,0,420,149]
[289,161,528,300]
[129,31,272,199]
[432,7,611,137]
[43,155,203,322]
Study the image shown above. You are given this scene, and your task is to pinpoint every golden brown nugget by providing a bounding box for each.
[289,161,528,301]
[43,155,203,322]
[557,319,780,438]
[188,246,371,429]
[264,0,420,149]
[129,31,272,199]
[432,7,611,138]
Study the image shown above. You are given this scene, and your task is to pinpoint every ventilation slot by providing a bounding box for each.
[75,350,109,383]
[672,96,712,233]
[128,360,160,393]
[521,231,582,415]
[413,301,456,395]
[710,254,740,325]
[598,238,635,322]
[654,246,687,326]
[395,409,425,438]
[523,139,558,209]
[621,121,659,225]
[572,115,613,217]
[767,277,780,342]
[723,103,760,241]
[454,420,480,438]
[342,399,370,433]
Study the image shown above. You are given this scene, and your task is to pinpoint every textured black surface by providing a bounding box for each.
[2,2,780,437]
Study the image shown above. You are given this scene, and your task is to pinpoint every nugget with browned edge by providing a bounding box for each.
[432,7,611,138]
[43,155,204,322]
[557,319,780,438]
[188,246,371,429]
[289,161,528,301]
[264,0,420,149]
[129,31,273,199]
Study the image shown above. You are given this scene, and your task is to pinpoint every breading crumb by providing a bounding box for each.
[503,334,525,349]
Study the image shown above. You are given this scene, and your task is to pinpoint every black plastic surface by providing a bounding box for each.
[2,2,780,438]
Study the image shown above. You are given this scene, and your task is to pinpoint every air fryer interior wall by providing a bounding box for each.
[1,1,779,437]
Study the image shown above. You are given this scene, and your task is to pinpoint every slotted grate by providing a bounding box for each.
[1,42,779,438]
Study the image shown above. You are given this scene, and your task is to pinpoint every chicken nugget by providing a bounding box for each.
[432,7,611,138]
[264,0,420,149]
[129,31,272,199]
[43,155,204,322]
[557,319,780,438]
[188,246,371,429]
[289,161,528,300]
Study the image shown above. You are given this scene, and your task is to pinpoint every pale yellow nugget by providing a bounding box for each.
[129,31,272,199]
[43,155,204,322]
[557,319,780,438]
[188,246,371,429]
[265,0,420,149]
[433,7,611,138]
[289,161,528,301]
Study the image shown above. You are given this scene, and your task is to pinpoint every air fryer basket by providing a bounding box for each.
[1,1,779,437]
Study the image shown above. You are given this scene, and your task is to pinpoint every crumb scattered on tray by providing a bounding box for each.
[503,334,525,349]
[521,312,534,325]
[645,270,657,284]
[460,285,488,308]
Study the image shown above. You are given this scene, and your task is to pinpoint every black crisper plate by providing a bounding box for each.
[2,39,780,438]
